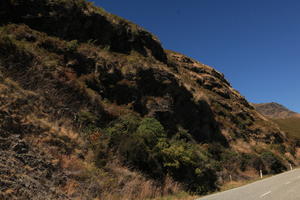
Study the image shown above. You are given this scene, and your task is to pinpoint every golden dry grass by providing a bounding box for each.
[101,161,183,200]
[148,192,198,200]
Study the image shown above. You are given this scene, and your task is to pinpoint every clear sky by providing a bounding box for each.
[93,0,300,112]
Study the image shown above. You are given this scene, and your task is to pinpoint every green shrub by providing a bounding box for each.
[66,40,79,52]
[260,151,286,174]
[270,144,286,155]
[239,153,258,171]
[220,150,240,171]
[104,115,166,177]
[172,127,195,143]
[217,149,259,172]
[160,140,218,194]
[136,118,166,147]
[101,115,219,194]
[105,114,140,146]
[77,110,98,127]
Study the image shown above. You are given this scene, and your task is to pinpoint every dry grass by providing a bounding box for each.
[54,156,184,200]
[149,193,198,200]
[272,117,300,140]
[219,174,272,192]
[231,139,253,154]
[101,161,182,200]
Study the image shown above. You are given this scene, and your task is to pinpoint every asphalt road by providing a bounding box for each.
[197,168,300,200]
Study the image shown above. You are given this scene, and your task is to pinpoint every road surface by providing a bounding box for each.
[197,168,300,200]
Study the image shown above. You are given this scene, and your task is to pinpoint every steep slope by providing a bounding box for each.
[0,0,167,62]
[0,0,298,199]
[254,102,300,141]
[254,102,299,119]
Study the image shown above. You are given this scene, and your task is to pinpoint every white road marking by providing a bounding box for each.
[285,181,291,185]
[260,191,271,198]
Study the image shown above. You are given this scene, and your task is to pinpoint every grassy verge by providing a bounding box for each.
[149,192,198,200]
[220,176,271,191]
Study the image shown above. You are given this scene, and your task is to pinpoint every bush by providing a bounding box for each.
[239,153,258,171]
[136,117,166,147]
[260,151,287,174]
[66,40,79,52]
[270,144,286,155]
[220,150,240,171]
[77,110,98,127]
[103,115,165,177]
[160,140,218,194]
[105,114,140,146]
[172,127,195,143]
[101,115,219,194]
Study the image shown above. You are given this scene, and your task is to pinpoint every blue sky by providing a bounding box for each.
[93,0,300,112]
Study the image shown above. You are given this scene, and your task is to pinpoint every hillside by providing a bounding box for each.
[254,102,299,119]
[0,0,298,199]
[254,103,300,142]
[272,117,300,141]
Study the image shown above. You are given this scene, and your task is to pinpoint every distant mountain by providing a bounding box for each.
[254,103,300,140]
[253,102,299,119]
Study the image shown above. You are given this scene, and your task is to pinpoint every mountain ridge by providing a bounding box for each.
[254,102,299,119]
[254,102,300,142]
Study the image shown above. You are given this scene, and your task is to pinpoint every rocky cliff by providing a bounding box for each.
[0,0,298,199]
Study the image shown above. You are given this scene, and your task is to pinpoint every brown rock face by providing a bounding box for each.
[0,0,167,63]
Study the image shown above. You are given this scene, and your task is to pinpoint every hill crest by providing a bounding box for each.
[254,102,299,119]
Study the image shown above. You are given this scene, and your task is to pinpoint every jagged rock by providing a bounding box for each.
[0,0,167,63]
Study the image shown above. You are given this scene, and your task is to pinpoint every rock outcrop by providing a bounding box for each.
[0,0,167,62]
